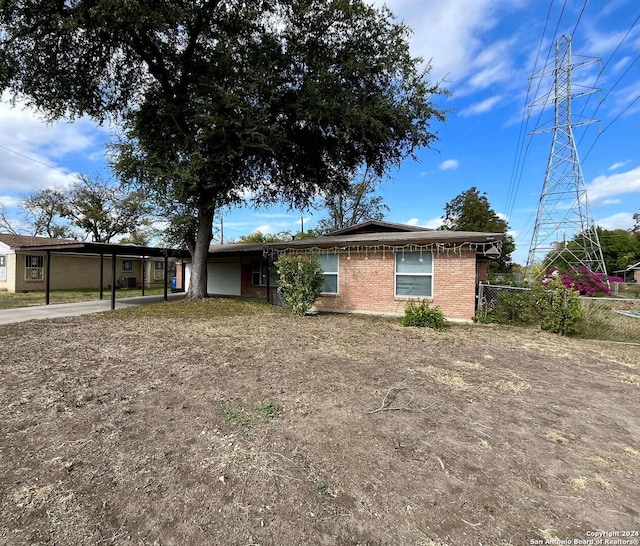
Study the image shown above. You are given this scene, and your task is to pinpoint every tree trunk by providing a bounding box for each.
[186,207,214,299]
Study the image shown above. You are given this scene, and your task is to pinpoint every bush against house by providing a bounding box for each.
[275,255,325,316]
[402,300,445,330]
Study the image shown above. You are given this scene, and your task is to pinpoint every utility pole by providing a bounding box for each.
[526,35,606,283]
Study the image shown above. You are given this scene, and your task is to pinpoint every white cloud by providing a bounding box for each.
[586,167,640,203]
[580,23,640,57]
[439,159,460,171]
[602,199,621,205]
[459,95,503,117]
[0,195,22,208]
[404,216,443,229]
[596,212,636,230]
[608,161,630,171]
[368,0,527,87]
[254,224,274,234]
[612,56,632,74]
[0,93,108,197]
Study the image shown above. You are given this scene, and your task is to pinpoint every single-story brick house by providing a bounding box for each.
[0,233,180,293]
[177,220,504,320]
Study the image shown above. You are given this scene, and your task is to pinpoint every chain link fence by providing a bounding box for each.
[477,283,640,320]
[476,284,532,314]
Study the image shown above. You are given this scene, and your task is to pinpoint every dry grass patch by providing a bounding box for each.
[545,430,569,444]
[451,359,483,370]
[618,372,640,386]
[495,379,530,394]
[589,456,635,475]
[1,299,638,546]
[569,476,589,490]
[623,447,640,460]
[413,365,468,389]
[594,475,612,490]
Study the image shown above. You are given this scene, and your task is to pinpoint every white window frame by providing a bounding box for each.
[25,254,45,281]
[153,260,164,280]
[319,254,339,295]
[0,254,6,282]
[121,259,133,273]
[394,251,433,298]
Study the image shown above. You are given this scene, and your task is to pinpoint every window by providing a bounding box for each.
[0,255,6,282]
[319,254,338,294]
[395,251,433,298]
[154,260,164,280]
[121,259,133,272]
[252,261,279,286]
[25,254,44,281]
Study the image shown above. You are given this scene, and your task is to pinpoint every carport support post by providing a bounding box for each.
[163,254,168,301]
[111,252,117,310]
[45,249,51,305]
[99,253,104,300]
[141,257,145,296]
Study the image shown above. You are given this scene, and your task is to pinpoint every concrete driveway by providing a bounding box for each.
[0,293,186,326]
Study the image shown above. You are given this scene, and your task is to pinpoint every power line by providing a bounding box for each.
[504,0,569,223]
[575,14,639,125]
[504,0,555,218]
[582,94,640,163]
[0,143,78,179]
[570,0,588,39]
[578,52,640,152]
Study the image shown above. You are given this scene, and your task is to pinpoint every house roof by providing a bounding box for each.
[0,233,78,248]
[210,225,503,256]
[324,220,432,236]
[0,233,188,258]
[614,261,640,273]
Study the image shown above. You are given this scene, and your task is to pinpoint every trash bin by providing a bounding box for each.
[170,277,177,292]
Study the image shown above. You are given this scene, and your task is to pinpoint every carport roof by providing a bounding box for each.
[9,240,189,258]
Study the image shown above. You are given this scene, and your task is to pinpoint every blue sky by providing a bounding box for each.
[1,0,638,264]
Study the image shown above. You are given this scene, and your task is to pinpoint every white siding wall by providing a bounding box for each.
[184,262,241,296]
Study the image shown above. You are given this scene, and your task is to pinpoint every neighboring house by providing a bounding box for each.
[177,220,503,320]
[614,262,640,283]
[0,233,178,292]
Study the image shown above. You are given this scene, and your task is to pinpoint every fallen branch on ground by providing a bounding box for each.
[367,384,413,414]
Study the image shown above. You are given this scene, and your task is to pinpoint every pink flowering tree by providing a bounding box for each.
[543,266,624,296]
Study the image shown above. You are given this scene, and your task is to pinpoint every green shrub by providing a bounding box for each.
[477,280,583,336]
[481,289,539,326]
[275,254,325,316]
[402,300,445,330]
[537,277,583,336]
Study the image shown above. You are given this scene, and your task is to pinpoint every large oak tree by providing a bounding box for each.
[1,0,446,298]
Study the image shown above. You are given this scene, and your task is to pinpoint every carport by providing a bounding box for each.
[16,241,190,310]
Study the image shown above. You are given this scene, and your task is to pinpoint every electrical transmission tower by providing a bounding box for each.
[526,35,607,283]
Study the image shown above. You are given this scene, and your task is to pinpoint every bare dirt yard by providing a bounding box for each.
[1,299,638,545]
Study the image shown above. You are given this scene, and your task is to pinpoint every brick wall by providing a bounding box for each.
[313,250,478,320]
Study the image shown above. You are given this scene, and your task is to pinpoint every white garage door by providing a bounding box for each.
[184,262,241,296]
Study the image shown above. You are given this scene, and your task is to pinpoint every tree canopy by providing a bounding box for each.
[550,227,640,275]
[1,0,447,297]
[21,176,152,243]
[315,167,389,234]
[441,187,515,270]
[0,205,18,235]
